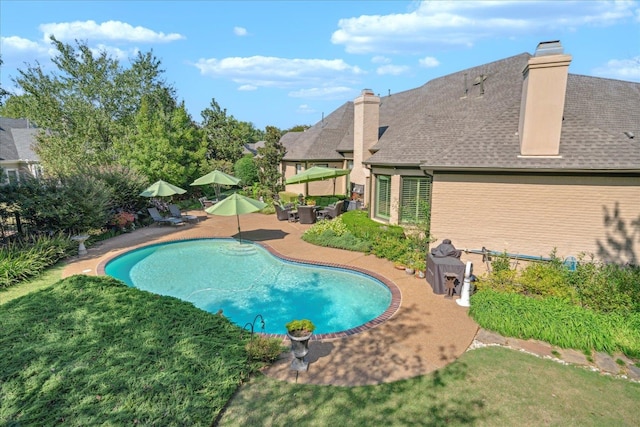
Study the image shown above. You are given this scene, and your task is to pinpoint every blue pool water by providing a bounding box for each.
[104,239,392,335]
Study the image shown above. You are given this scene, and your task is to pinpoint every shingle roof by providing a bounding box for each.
[281,102,352,161]
[0,117,40,162]
[282,51,640,172]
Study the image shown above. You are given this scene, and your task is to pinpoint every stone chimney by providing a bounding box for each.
[352,89,380,192]
[518,41,572,156]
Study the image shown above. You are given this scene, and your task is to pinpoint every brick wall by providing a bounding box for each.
[430,173,640,265]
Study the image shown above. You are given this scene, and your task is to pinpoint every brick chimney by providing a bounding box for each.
[352,89,380,193]
[518,41,572,156]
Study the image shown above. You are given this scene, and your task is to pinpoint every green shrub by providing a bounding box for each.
[470,290,639,357]
[518,262,577,301]
[475,269,519,293]
[340,211,405,240]
[245,335,285,362]
[491,251,511,273]
[0,234,73,288]
[370,235,412,262]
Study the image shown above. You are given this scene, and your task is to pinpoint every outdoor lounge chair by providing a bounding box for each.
[322,200,345,219]
[168,204,198,223]
[147,207,184,226]
[297,205,317,224]
[274,202,295,221]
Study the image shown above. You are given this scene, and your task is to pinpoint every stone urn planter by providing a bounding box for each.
[285,319,316,372]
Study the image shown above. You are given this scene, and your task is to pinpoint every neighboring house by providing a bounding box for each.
[281,41,640,265]
[0,117,42,183]
[243,140,265,156]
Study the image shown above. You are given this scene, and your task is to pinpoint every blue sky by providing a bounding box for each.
[1,1,639,130]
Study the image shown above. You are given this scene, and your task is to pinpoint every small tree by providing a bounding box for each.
[255,126,285,198]
[234,155,259,186]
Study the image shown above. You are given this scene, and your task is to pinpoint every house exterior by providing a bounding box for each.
[0,117,42,183]
[281,41,640,265]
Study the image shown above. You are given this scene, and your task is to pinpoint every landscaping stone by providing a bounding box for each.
[475,329,507,345]
[509,338,555,358]
[557,348,590,366]
[627,364,640,381]
[594,352,623,375]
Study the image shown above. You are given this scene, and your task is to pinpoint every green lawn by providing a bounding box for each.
[2,268,639,426]
[219,347,640,426]
[0,275,253,426]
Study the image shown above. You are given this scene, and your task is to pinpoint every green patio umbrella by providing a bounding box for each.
[140,180,187,197]
[205,192,267,243]
[285,166,350,195]
[191,170,241,200]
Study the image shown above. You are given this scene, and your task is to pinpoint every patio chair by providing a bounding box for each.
[168,204,198,223]
[322,200,345,219]
[147,207,185,226]
[274,202,294,221]
[297,205,317,224]
[198,196,217,209]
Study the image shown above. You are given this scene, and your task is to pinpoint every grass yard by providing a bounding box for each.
[219,346,640,426]
[0,275,253,426]
[2,275,639,426]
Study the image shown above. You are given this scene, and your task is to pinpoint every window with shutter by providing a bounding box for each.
[400,176,432,224]
[375,175,391,219]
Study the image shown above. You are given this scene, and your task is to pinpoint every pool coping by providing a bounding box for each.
[96,237,402,342]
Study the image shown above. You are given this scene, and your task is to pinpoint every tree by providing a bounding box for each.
[118,97,206,189]
[199,99,263,164]
[7,36,173,176]
[234,155,259,186]
[285,124,311,133]
[255,126,285,196]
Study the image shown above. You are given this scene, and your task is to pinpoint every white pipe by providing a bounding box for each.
[456,261,472,307]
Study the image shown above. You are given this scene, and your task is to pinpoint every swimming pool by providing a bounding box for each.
[104,238,397,336]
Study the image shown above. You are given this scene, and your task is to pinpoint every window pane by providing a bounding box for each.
[400,176,432,223]
[375,175,391,219]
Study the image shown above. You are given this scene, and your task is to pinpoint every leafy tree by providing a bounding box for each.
[234,155,259,186]
[285,124,311,133]
[255,126,285,196]
[118,97,206,189]
[200,98,262,164]
[0,57,9,107]
[84,164,149,215]
[7,36,173,176]
[8,175,111,235]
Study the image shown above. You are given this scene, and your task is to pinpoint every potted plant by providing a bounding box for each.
[413,258,427,279]
[285,319,315,371]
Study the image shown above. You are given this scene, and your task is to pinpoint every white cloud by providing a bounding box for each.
[419,56,440,68]
[0,36,51,67]
[91,44,139,61]
[289,86,355,100]
[234,27,248,36]
[1,36,44,52]
[376,64,410,76]
[593,56,640,81]
[331,0,639,54]
[296,104,317,114]
[238,84,257,91]
[194,56,364,90]
[371,55,391,64]
[39,20,185,43]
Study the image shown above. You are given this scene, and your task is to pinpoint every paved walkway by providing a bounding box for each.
[62,211,639,385]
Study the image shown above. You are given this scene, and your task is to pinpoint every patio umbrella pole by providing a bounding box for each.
[236,214,242,243]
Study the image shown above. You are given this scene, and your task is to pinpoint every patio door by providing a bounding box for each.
[375,175,391,220]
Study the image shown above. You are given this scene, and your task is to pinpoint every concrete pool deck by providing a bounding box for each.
[63,210,480,386]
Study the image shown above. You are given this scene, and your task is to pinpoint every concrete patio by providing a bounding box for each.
[63,210,480,386]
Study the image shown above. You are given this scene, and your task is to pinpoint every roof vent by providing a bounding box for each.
[534,40,564,57]
[361,88,374,95]
[624,131,635,139]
